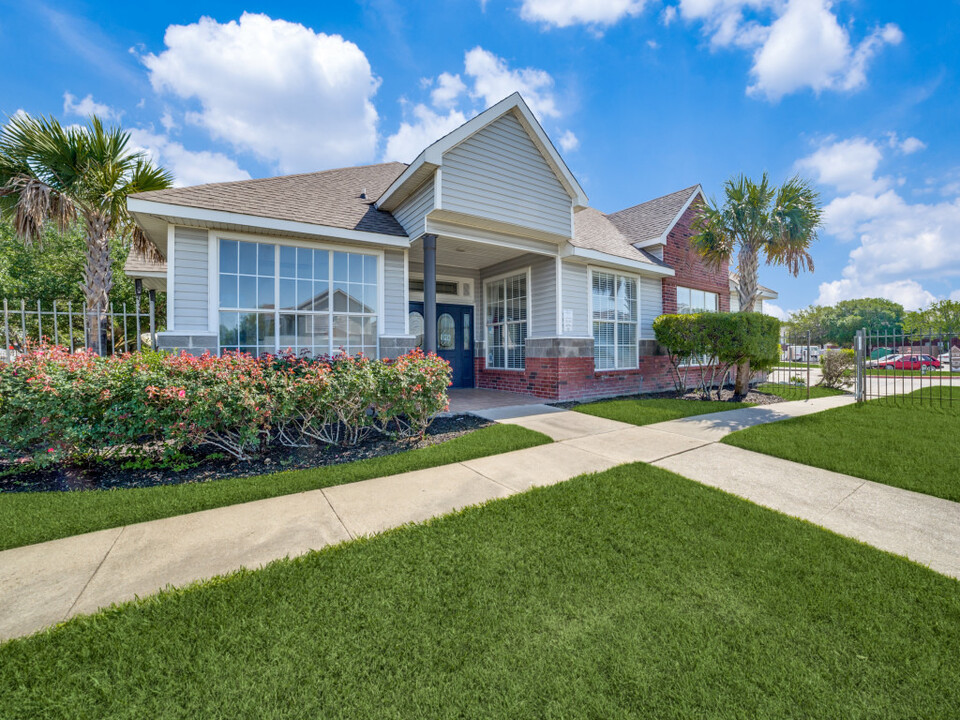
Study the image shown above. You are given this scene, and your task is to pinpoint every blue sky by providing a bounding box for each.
[1,0,957,316]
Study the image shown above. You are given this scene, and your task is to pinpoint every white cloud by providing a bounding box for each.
[382,105,467,163]
[383,47,575,163]
[464,47,562,120]
[519,0,648,29]
[795,137,887,195]
[647,39,660,49]
[128,128,251,187]
[890,134,926,155]
[662,5,679,25]
[430,73,467,109]
[558,129,580,152]
[143,12,380,173]
[63,92,121,121]
[763,302,789,320]
[675,0,900,101]
[159,111,178,133]
[799,136,960,310]
[950,289,960,302]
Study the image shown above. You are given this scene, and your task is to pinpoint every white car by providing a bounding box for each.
[938,352,954,368]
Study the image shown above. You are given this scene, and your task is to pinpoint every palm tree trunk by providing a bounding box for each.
[735,247,760,396]
[80,213,113,354]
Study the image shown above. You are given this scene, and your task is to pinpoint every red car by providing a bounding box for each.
[880,354,941,370]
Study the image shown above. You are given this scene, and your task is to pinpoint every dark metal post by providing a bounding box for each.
[806,330,811,401]
[423,234,437,354]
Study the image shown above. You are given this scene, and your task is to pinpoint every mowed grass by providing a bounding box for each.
[3,464,959,718]
[723,387,960,502]
[574,397,752,425]
[755,382,849,401]
[0,424,550,551]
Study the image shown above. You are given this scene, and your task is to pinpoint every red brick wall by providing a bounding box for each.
[661,199,730,314]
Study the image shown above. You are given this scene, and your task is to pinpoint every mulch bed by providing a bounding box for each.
[0,415,491,494]
[556,388,785,409]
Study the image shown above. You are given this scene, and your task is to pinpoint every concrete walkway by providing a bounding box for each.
[3,392,959,642]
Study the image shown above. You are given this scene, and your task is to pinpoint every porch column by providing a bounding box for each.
[423,233,437,353]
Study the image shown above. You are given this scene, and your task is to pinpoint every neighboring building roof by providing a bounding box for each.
[729,271,778,299]
[608,185,701,246]
[572,207,669,268]
[130,162,408,237]
[124,247,166,276]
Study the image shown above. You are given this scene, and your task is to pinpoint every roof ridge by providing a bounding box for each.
[608,184,700,218]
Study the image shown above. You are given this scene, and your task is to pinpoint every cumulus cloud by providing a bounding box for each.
[128,128,251,187]
[674,0,901,101]
[519,0,648,29]
[62,92,121,121]
[886,133,926,155]
[797,136,960,310]
[143,12,380,173]
[383,47,577,162]
[763,302,789,321]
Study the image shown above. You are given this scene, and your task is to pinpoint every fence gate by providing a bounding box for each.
[1,293,157,359]
[855,327,958,405]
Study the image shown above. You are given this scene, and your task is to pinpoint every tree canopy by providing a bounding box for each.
[902,300,960,336]
[786,298,905,345]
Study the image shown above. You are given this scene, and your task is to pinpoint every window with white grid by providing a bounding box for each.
[592,271,638,371]
[219,239,377,358]
[485,272,527,370]
[675,286,719,366]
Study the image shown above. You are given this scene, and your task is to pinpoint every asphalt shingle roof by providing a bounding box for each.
[572,207,669,267]
[607,185,699,244]
[131,162,409,236]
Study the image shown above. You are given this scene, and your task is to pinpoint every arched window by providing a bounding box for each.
[438,313,456,350]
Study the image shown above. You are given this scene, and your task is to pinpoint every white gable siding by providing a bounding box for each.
[441,113,572,237]
[639,275,662,339]
[382,249,406,335]
[560,261,588,337]
[730,293,740,312]
[393,176,433,239]
[173,227,209,331]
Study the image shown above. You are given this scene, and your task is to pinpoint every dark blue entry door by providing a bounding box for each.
[409,302,475,388]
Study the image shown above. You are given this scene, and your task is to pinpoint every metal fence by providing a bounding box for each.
[1,292,157,358]
[854,328,958,405]
[761,329,822,401]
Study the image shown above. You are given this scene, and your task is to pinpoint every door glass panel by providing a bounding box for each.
[438,313,455,350]
[409,312,424,348]
[463,312,471,351]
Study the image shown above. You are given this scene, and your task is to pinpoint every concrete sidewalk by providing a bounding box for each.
[3,393,958,642]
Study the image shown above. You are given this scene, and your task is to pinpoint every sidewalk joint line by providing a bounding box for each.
[319,489,355,541]
[64,526,125,620]
[816,480,868,523]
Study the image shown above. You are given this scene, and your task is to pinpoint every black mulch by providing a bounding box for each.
[0,415,491,494]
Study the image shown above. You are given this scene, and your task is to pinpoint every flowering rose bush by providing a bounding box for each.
[0,345,451,468]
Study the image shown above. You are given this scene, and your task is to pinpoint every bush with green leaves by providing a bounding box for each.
[0,346,451,468]
[653,312,781,398]
[818,348,855,389]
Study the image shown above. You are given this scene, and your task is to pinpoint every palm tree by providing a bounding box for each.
[691,172,822,395]
[0,113,172,351]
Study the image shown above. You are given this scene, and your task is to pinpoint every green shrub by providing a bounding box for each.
[0,346,451,467]
[654,312,781,398]
[819,348,855,389]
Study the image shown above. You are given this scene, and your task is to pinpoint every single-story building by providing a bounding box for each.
[125,92,773,401]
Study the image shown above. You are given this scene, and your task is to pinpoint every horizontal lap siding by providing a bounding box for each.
[174,227,209,331]
[639,274,662,339]
[560,261,588,337]
[382,249,406,335]
[393,177,433,239]
[441,113,572,237]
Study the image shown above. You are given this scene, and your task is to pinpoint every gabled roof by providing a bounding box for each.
[572,207,669,269]
[729,272,778,299]
[608,185,703,247]
[377,92,588,212]
[130,162,408,236]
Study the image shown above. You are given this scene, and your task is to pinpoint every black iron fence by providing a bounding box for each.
[761,329,824,401]
[0,292,157,359]
[854,328,958,405]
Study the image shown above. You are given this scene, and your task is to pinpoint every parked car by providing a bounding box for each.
[938,352,954,368]
[866,353,902,368]
[879,354,941,370]
[783,345,822,362]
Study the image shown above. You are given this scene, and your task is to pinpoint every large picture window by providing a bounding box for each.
[592,270,638,370]
[676,286,718,314]
[219,239,378,357]
[485,272,527,370]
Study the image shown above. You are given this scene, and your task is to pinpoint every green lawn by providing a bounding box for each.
[0,424,551,551]
[723,387,960,502]
[574,397,752,425]
[865,368,960,377]
[755,382,849,401]
[3,464,958,718]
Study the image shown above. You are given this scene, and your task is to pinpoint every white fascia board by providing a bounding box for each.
[560,245,675,277]
[425,217,558,257]
[127,198,411,249]
[377,93,588,211]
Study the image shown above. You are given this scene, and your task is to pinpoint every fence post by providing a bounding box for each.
[148,290,157,349]
[806,331,811,401]
[855,328,866,403]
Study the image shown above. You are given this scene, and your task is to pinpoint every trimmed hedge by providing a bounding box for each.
[653,312,780,398]
[0,346,451,468]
